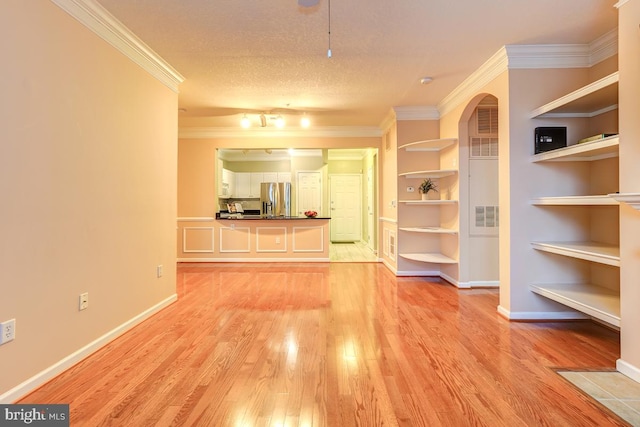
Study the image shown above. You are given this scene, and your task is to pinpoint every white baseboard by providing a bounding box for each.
[469,280,499,288]
[177,257,330,263]
[617,359,640,384]
[0,294,177,404]
[497,305,590,321]
[395,270,440,277]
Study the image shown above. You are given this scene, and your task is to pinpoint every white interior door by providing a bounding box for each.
[330,174,361,242]
[296,171,322,216]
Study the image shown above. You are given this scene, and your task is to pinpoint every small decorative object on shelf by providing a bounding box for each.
[419,178,438,200]
[304,210,318,217]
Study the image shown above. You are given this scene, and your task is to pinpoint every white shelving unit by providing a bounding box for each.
[396,138,459,270]
[399,227,458,235]
[530,283,620,327]
[398,199,458,205]
[398,169,458,179]
[531,195,618,206]
[400,253,457,264]
[529,73,620,327]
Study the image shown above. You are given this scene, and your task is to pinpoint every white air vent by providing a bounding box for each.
[475,206,499,227]
[471,138,499,157]
[477,106,498,134]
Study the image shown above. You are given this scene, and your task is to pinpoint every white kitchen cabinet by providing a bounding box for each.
[234,172,251,198]
[250,173,263,197]
[262,172,278,183]
[277,172,291,183]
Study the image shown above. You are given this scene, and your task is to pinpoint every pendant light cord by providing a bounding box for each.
[327,0,332,57]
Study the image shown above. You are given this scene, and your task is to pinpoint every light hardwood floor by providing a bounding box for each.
[20,263,625,426]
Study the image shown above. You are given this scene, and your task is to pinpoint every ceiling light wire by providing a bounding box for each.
[327,0,332,58]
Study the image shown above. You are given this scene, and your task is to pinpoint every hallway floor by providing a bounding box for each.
[329,241,378,262]
[560,370,640,425]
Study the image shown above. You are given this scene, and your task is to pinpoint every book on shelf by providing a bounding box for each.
[577,133,617,144]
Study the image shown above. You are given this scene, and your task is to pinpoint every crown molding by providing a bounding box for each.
[51,0,184,92]
[589,28,618,65]
[437,46,509,117]
[179,126,383,139]
[392,106,440,121]
[379,109,397,132]
[438,30,619,117]
[614,0,631,8]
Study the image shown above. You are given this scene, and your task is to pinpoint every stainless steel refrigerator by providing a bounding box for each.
[260,182,291,217]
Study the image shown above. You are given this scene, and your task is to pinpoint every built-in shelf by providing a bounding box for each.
[399,227,458,235]
[398,199,458,205]
[398,169,458,179]
[609,193,640,210]
[530,283,620,327]
[531,195,618,206]
[530,72,619,119]
[399,253,457,264]
[531,136,619,163]
[398,138,457,152]
[531,241,620,267]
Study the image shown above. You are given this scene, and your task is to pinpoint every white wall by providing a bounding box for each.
[0,1,179,400]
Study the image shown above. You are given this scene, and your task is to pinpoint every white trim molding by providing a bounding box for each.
[177,217,215,222]
[0,294,177,403]
[292,226,324,253]
[256,227,287,253]
[438,30,618,118]
[50,0,184,92]
[497,306,590,321]
[617,359,640,383]
[179,126,382,139]
[219,226,251,253]
[614,0,631,8]
[177,257,329,263]
[393,106,440,121]
[609,193,640,210]
[182,227,215,253]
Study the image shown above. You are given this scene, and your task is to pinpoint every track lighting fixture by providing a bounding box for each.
[240,114,251,128]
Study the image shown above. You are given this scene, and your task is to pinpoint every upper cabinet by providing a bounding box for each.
[528,72,620,327]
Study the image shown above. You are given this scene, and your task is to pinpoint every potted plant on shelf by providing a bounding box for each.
[419,178,438,200]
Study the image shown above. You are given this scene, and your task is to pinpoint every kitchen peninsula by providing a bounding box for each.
[177,215,330,262]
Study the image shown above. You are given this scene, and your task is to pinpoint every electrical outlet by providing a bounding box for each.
[0,319,16,344]
[275,237,281,244]
[79,292,89,311]
[157,265,163,278]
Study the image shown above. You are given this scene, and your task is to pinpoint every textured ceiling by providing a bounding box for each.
[96,0,618,130]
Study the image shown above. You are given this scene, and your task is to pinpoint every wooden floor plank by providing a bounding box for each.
[18,263,626,426]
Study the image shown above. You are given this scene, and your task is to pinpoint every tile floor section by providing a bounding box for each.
[559,370,640,426]
[329,241,378,262]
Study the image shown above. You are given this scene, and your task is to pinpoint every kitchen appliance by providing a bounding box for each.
[535,127,567,154]
[260,182,291,217]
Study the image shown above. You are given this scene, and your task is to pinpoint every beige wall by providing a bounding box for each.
[0,2,178,398]
[618,0,640,380]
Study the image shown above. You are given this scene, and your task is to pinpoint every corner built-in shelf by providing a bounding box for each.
[609,193,640,210]
[398,138,457,152]
[398,169,458,179]
[530,283,620,327]
[530,72,619,119]
[531,241,620,267]
[399,253,457,264]
[399,227,458,235]
[531,136,619,163]
[398,199,458,205]
[531,195,618,206]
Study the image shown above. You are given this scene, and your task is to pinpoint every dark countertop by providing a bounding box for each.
[216,212,329,220]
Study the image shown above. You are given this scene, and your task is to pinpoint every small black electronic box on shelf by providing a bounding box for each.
[534,127,567,154]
